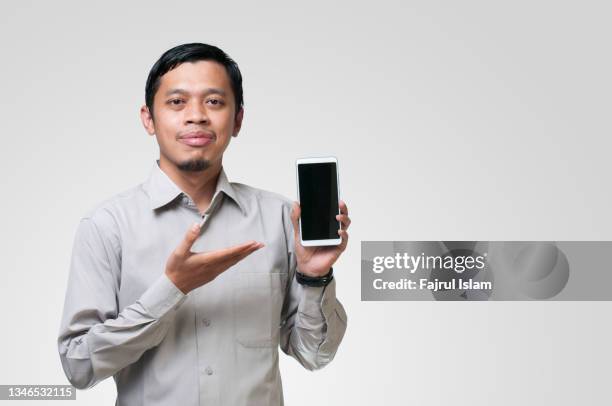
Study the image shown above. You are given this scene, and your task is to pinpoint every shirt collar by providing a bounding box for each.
[144,160,247,215]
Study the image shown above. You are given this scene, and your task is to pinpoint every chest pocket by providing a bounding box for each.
[233,271,287,348]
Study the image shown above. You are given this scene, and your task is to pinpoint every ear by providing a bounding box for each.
[232,108,244,138]
[140,105,156,136]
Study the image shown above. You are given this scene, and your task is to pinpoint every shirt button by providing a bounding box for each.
[202,318,211,327]
[205,367,213,376]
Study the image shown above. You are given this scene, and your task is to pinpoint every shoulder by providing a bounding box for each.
[79,183,147,236]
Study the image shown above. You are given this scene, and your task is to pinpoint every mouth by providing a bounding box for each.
[177,131,215,147]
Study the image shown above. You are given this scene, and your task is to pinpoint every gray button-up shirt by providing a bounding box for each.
[58,161,348,405]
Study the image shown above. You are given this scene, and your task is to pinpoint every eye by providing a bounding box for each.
[168,99,184,105]
[207,99,224,106]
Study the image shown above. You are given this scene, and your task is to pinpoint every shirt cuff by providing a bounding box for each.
[137,273,187,319]
[297,277,337,320]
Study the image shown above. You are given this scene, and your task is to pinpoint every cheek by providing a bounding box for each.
[155,113,182,136]
[212,111,234,132]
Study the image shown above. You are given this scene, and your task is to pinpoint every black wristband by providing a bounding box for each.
[296,267,334,287]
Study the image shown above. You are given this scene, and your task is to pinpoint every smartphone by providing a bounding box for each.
[295,157,342,246]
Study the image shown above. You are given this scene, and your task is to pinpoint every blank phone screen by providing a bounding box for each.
[298,162,339,241]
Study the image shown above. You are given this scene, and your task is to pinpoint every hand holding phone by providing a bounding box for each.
[291,157,350,277]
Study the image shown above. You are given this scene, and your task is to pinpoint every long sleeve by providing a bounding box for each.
[57,217,187,389]
[279,204,348,370]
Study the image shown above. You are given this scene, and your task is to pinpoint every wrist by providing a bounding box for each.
[297,266,332,278]
[296,267,334,287]
[165,269,190,294]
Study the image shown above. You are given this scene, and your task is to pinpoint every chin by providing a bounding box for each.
[176,158,211,172]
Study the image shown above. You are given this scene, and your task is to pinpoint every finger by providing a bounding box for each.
[337,229,349,250]
[336,214,351,230]
[196,241,263,265]
[175,222,201,257]
[290,201,301,239]
[215,243,264,272]
[224,241,264,263]
[339,200,349,216]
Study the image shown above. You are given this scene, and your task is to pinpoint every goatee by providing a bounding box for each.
[177,159,211,172]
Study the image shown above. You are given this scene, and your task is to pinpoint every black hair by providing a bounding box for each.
[145,43,243,118]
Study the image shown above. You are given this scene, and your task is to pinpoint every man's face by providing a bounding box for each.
[141,60,243,172]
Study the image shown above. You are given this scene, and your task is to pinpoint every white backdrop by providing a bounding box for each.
[1,1,611,405]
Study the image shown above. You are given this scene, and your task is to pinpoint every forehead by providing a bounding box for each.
[156,60,232,94]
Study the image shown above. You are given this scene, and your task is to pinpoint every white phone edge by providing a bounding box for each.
[295,156,342,247]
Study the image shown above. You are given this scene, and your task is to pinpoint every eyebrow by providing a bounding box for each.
[164,88,227,97]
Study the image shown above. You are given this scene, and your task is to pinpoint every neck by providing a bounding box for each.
[158,156,221,213]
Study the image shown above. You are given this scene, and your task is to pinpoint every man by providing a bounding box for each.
[58,43,349,405]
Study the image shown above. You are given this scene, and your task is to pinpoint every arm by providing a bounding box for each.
[279,256,348,370]
[57,217,186,389]
[279,201,349,370]
[58,217,262,389]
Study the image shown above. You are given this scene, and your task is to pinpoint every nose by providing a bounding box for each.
[184,100,209,125]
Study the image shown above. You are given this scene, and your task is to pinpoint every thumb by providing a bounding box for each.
[175,222,201,257]
[290,201,301,240]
